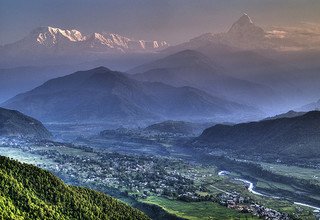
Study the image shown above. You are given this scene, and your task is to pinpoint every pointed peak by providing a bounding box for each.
[92,66,112,72]
[226,13,265,46]
[227,13,265,36]
[236,13,253,26]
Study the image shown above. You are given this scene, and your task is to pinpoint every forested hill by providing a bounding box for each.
[194,111,320,159]
[0,107,52,139]
[0,156,150,220]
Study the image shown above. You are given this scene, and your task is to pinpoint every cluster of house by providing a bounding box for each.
[218,191,248,207]
[218,192,290,219]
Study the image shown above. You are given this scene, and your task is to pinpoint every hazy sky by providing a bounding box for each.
[1,0,320,45]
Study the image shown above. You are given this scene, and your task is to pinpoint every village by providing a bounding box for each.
[218,192,290,219]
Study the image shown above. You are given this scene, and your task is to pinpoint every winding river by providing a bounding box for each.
[218,170,320,213]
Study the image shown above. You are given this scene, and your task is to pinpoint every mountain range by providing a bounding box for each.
[2,14,320,117]
[131,47,320,113]
[1,26,168,55]
[130,49,279,111]
[164,13,320,53]
[2,14,320,61]
[128,14,320,113]
[0,26,168,68]
[2,14,320,69]
[2,67,259,123]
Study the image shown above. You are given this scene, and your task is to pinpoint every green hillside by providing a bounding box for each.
[0,156,150,220]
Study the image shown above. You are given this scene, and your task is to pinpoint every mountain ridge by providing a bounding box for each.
[163,13,320,54]
[193,111,320,159]
[1,26,168,56]
[129,49,279,111]
[2,66,259,123]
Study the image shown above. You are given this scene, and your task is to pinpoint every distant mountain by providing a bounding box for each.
[1,26,168,55]
[193,111,320,159]
[162,14,270,54]
[0,156,149,220]
[222,13,271,50]
[159,14,307,91]
[130,49,220,73]
[0,26,168,67]
[146,14,320,112]
[192,43,320,113]
[130,49,278,110]
[262,110,306,121]
[2,67,259,123]
[164,13,319,53]
[298,99,320,112]
[0,107,52,139]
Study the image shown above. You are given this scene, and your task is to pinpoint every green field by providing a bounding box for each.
[142,196,258,220]
[260,162,320,184]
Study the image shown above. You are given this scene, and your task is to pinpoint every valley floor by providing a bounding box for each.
[0,134,319,220]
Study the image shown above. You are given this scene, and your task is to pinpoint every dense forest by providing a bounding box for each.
[0,156,150,220]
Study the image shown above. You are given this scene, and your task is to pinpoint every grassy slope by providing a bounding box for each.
[142,196,258,220]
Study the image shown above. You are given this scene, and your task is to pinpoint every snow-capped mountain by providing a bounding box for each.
[83,32,168,52]
[164,13,319,53]
[162,14,270,53]
[34,26,86,46]
[225,13,268,49]
[1,26,168,56]
[227,13,264,40]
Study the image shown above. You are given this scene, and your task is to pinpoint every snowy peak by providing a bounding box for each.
[86,33,113,48]
[163,13,273,53]
[90,33,107,42]
[228,13,263,34]
[31,26,85,46]
[226,13,266,48]
[83,32,168,52]
[101,33,131,48]
[4,26,168,54]
[234,13,253,26]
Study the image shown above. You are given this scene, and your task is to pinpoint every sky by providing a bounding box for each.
[1,0,320,45]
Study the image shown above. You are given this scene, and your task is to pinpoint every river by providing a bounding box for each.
[218,170,320,213]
